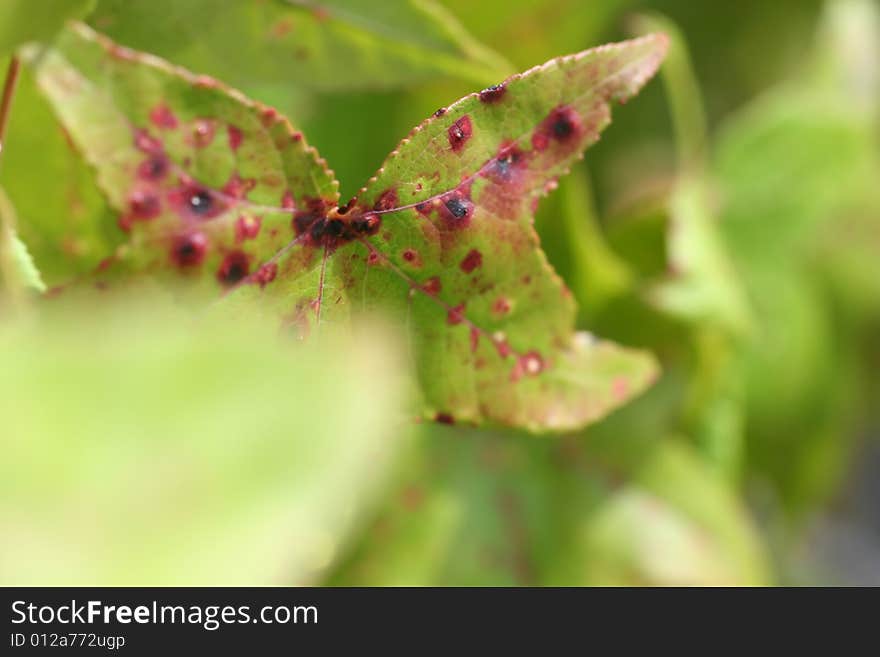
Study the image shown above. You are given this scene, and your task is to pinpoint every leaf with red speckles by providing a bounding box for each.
[26,24,666,432]
[344,33,669,430]
[23,22,339,299]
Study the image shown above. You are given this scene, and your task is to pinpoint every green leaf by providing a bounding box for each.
[648,177,753,337]
[0,57,116,284]
[328,424,769,585]
[0,0,95,57]
[27,24,667,431]
[87,0,512,94]
[0,297,407,585]
[577,445,768,585]
[0,186,46,300]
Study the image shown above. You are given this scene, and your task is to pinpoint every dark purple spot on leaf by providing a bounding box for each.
[373,188,398,212]
[171,232,208,267]
[217,250,250,286]
[435,412,455,425]
[440,193,474,226]
[532,105,582,151]
[352,214,381,236]
[137,154,169,181]
[447,115,472,152]
[168,182,227,220]
[479,83,507,103]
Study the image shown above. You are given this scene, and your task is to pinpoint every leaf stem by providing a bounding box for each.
[0,56,22,167]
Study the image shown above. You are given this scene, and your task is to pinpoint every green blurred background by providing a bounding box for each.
[1,0,879,585]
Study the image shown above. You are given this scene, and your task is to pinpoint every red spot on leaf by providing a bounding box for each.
[228,125,243,151]
[260,106,279,127]
[479,83,507,103]
[493,297,511,316]
[447,115,472,152]
[190,119,216,148]
[149,104,178,130]
[255,262,278,288]
[470,327,480,352]
[137,153,169,181]
[481,143,530,219]
[281,190,296,211]
[235,215,262,241]
[222,172,256,200]
[493,333,512,358]
[216,250,250,286]
[402,248,421,267]
[511,351,544,381]
[133,128,162,154]
[373,188,398,212]
[447,303,466,325]
[269,18,293,39]
[127,189,161,220]
[612,377,630,401]
[460,249,483,273]
[532,105,583,151]
[435,412,455,425]
[422,276,442,296]
[170,232,208,268]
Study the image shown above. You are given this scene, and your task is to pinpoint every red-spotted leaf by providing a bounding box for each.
[27,23,666,431]
[24,23,338,298]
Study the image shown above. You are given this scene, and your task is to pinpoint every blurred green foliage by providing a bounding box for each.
[2,0,878,585]
[1,295,408,585]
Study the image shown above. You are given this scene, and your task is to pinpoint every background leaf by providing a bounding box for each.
[330,419,768,585]
[0,0,95,57]
[88,0,512,98]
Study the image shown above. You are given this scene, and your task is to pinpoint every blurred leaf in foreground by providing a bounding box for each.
[0,296,408,585]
